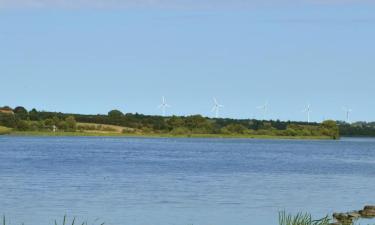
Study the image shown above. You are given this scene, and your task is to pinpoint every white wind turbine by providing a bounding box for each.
[158,96,171,117]
[343,107,353,123]
[302,104,311,123]
[212,98,224,118]
[257,101,269,120]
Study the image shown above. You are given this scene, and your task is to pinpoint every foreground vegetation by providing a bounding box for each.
[1,211,374,225]
[279,211,330,225]
[0,106,340,139]
[1,215,104,225]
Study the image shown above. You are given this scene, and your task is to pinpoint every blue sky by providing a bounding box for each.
[0,1,374,122]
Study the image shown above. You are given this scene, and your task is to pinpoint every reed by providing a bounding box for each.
[279,211,330,225]
[1,215,104,225]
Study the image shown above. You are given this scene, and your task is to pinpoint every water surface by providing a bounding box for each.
[0,137,375,225]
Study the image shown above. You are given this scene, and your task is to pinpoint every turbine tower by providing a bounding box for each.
[212,98,224,118]
[302,104,311,123]
[257,101,268,120]
[343,107,352,123]
[158,96,171,117]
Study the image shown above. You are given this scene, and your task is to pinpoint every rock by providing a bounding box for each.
[329,223,341,225]
[359,209,375,218]
[364,205,375,211]
[333,213,354,225]
[332,206,375,224]
[347,211,361,218]
[333,213,347,220]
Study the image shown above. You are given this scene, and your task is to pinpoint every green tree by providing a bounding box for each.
[52,116,60,126]
[44,118,54,127]
[167,116,184,129]
[184,115,212,133]
[58,121,68,131]
[16,120,30,131]
[14,106,28,120]
[65,116,77,131]
[0,113,17,128]
[29,108,39,121]
[108,110,124,119]
[320,120,340,139]
[223,124,248,134]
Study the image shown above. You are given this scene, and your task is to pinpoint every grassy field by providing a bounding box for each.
[77,122,135,133]
[0,126,12,135]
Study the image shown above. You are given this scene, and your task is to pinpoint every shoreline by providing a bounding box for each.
[7,131,333,140]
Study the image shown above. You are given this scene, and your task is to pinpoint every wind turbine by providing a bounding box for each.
[257,101,269,120]
[212,98,224,118]
[158,96,171,117]
[342,107,352,123]
[302,104,311,123]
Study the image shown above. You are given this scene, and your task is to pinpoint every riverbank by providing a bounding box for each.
[8,131,332,139]
[0,126,12,135]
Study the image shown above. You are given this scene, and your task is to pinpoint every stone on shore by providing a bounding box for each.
[329,223,341,225]
[364,205,375,211]
[347,211,361,218]
[332,205,375,225]
[358,205,375,218]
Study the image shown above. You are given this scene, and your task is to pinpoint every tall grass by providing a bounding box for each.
[1,215,104,225]
[279,211,331,225]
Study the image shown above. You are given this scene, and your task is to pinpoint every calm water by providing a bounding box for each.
[0,137,375,225]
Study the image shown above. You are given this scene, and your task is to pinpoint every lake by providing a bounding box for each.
[0,136,375,225]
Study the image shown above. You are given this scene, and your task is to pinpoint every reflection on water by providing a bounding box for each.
[0,137,375,225]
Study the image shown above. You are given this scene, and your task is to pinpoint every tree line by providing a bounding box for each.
[0,106,346,139]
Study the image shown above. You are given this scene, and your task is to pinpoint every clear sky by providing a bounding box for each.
[0,1,374,122]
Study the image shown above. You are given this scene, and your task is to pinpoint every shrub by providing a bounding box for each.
[16,120,30,131]
[65,116,77,132]
[170,127,191,135]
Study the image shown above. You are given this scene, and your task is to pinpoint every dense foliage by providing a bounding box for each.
[0,106,344,139]
[338,121,375,137]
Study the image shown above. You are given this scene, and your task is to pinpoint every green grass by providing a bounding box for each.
[9,130,332,140]
[279,211,331,225]
[0,126,12,135]
[10,131,126,137]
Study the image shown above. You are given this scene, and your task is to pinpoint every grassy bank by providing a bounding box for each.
[0,126,12,135]
[9,130,332,140]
